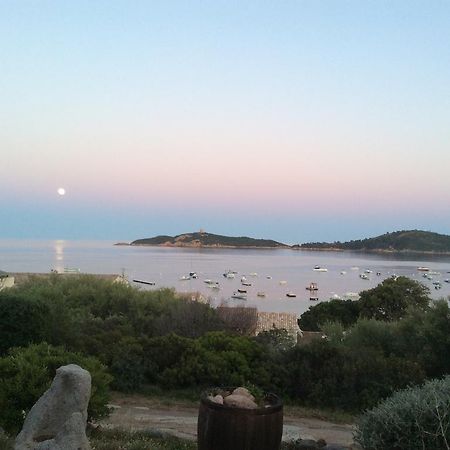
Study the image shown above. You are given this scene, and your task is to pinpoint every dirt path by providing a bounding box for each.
[100,393,355,447]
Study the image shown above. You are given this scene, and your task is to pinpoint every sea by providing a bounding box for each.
[1,239,449,316]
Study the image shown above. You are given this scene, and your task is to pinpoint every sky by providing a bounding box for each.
[1,1,449,244]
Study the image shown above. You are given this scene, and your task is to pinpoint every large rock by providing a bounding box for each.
[223,394,258,409]
[232,387,256,402]
[15,364,92,450]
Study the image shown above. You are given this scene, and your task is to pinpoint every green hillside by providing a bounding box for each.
[299,230,450,253]
[131,232,287,248]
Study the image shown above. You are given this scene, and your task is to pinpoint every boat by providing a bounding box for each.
[204,279,219,286]
[309,296,319,301]
[189,271,198,279]
[364,269,373,274]
[305,282,318,291]
[279,280,287,285]
[179,275,190,281]
[223,271,235,279]
[340,271,346,275]
[241,281,252,286]
[133,279,156,285]
[417,267,430,272]
[359,273,369,280]
[237,288,247,293]
[257,292,266,297]
[266,275,272,279]
[231,292,247,300]
[286,292,297,298]
[249,272,258,277]
[241,276,247,282]
[210,284,220,290]
[313,266,328,272]
[376,272,382,276]
[444,279,449,283]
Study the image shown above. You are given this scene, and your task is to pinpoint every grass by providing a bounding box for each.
[0,432,13,450]
[89,428,196,450]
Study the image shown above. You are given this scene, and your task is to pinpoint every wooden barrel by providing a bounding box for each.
[197,390,283,450]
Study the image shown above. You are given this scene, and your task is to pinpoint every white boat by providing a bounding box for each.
[257,292,266,297]
[223,271,235,279]
[189,272,198,279]
[417,267,430,272]
[249,272,258,277]
[241,276,247,282]
[286,292,297,298]
[313,266,328,272]
[266,275,272,279]
[364,269,373,274]
[359,273,369,280]
[179,275,190,281]
[241,281,252,287]
[231,292,247,300]
[340,271,346,275]
[279,280,287,285]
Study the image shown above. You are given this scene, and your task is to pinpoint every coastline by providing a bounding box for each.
[116,242,450,255]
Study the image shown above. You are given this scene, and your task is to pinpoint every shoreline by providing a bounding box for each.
[116,242,450,255]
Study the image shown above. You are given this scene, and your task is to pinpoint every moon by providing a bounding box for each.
[57,188,66,196]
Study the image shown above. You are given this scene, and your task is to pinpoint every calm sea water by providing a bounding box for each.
[1,239,449,316]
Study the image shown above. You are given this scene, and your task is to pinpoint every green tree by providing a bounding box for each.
[298,299,360,331]
[358,276,430,321]
[0,343,112,435]
[0,291,50,355]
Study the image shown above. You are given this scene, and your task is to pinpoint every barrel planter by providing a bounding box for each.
[197,389,283,450]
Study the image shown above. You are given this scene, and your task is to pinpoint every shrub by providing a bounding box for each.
[0,343,112,435]
[355,375,450,450]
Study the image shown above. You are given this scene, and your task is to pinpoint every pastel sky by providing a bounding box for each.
[1,1,449,244]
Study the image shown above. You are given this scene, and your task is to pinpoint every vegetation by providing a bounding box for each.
[298,276,430,330]
[0,273,449,439]
[131,231,287,247]
[355,376,450,450]
[0,343,112,435]
[299,229,450,253]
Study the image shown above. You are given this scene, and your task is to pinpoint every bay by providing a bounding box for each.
[1,239,449,316]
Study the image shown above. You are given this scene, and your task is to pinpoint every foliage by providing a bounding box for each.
[300,229,450,252]
[285,339,425,411]
[0,291,49,355]
[0,343,112,435]
[299,276,430,331]
[132,231,286,247]
[358,276,430,321]
[298,300,360,331]
[0,431,13,450]
[88,428,197,450]
[355,375,450,450]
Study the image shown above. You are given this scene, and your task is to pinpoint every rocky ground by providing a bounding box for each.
[100,393,356,448]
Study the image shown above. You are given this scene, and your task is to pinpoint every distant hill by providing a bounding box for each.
[297,230,450,253]
[131,232,288,248]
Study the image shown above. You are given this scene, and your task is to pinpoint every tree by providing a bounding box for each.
[0,291,50,355]
[358,276,430,321]
[0,343,112,435]
[298,300,360,331]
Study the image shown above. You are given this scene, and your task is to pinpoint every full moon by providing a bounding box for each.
[57,188,66,196]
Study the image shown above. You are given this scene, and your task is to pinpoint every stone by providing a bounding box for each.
[317,438,327,447]
[15,364,92,450]
[232,387,256,402]
[324,445,348,450]
[223,394,258,409]
[207,395,224,405]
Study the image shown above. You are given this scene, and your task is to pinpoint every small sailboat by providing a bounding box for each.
[306,282,318,291]
[313,266,328,272]
[286,292,297,298]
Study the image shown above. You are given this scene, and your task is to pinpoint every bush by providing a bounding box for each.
[0,343,112,435]
[355,375,450,450]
